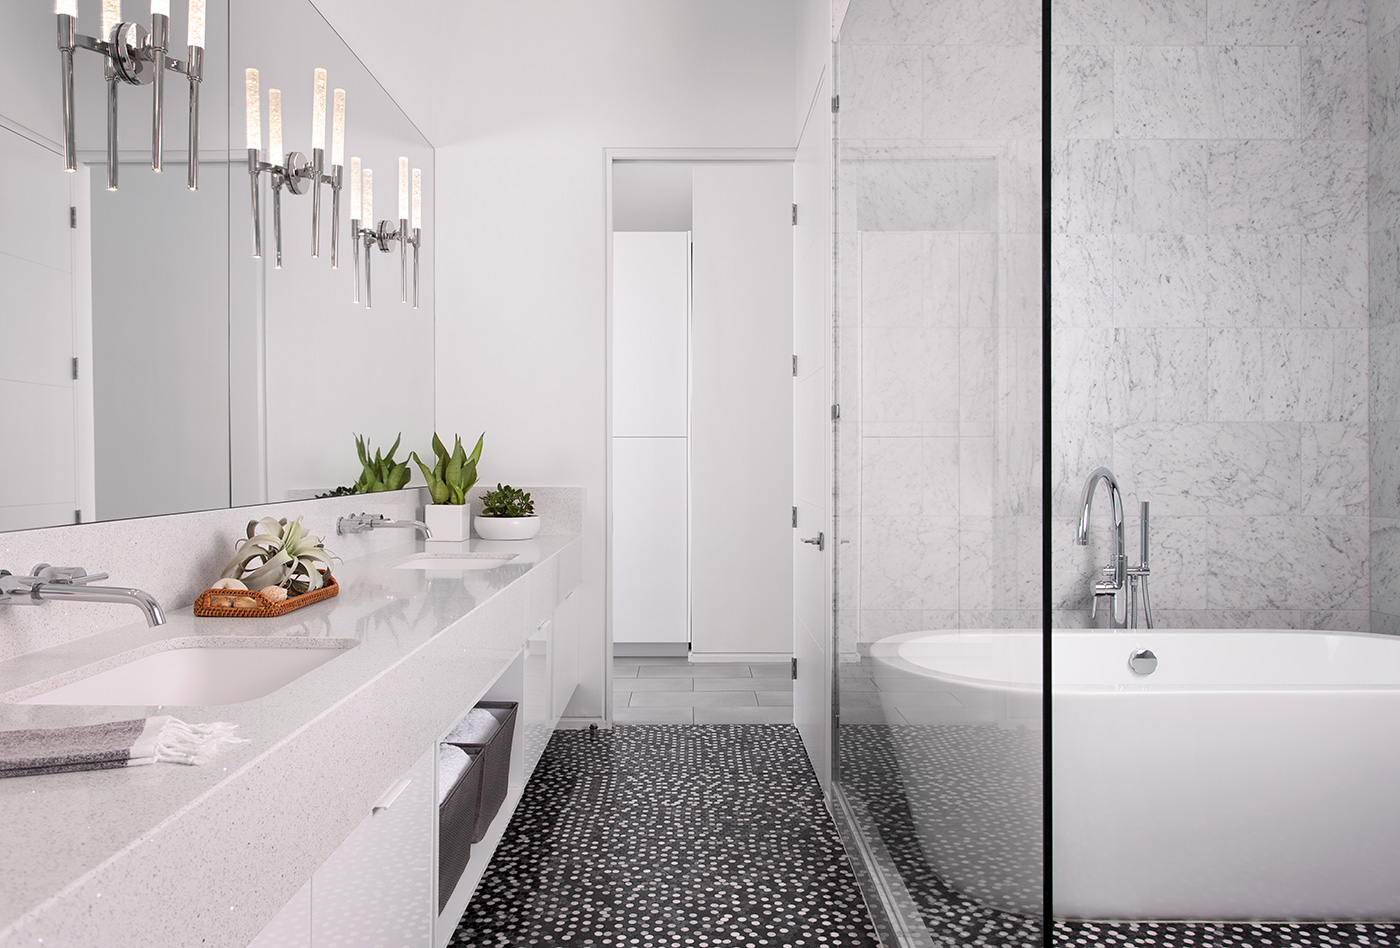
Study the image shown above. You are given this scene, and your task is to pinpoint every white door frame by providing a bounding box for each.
[603,147,795,724]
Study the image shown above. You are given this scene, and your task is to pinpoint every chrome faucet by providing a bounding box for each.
[1076,467,1127,629]
[337,513,432,539]
[0,565,166,627]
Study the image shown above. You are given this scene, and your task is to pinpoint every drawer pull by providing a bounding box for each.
[373,777,411,813]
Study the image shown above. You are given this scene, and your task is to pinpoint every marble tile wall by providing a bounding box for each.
[835,1,1044,657]
[1053,0,1372,632]
[1371,2,1400,634]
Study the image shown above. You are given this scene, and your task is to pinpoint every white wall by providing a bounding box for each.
[429,0,797,719]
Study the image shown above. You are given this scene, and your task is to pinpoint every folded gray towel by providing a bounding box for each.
[445,707,504,746]
[437,744,474,805]
[0,716,247,779]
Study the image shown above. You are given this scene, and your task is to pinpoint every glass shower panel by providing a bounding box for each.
[829,3,1044,946]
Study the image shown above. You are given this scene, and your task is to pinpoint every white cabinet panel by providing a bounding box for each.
[312,745,435,948]
[612,437,689,644]
[551,591,580,717]
[612,231,690,437]
[523,620,551,775]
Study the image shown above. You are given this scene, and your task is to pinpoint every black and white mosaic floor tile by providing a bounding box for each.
[1052,920,1400,947]
[450,724,879,947]
[839,723,1044,948]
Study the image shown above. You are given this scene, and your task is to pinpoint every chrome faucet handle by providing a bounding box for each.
[30,564,109,585]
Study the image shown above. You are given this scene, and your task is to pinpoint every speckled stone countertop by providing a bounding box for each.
[0,533,582,948]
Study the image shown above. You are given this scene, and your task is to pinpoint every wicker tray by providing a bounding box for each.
[193,575,339,618]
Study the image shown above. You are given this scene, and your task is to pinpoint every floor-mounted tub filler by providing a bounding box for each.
[870,627,1400,923]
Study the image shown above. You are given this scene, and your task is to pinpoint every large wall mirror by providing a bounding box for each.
[0,0,433,532]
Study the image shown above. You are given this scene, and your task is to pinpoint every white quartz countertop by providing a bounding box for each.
[0,533,581,948]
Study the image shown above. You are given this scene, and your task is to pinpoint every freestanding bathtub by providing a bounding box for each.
[1054,627,1400,921]
[868,628,1400,922]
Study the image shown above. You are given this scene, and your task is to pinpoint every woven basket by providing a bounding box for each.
[193,575,339,618]
[438,748,485,912]
[446,700,518,842]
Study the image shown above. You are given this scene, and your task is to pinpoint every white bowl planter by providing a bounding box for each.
[474,515,541,540]
[424,503,471,542]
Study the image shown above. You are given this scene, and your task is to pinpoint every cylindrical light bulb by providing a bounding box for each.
[102,0,121,38]
[56,0,78,17]
[244,68,260,151]
[331,89,345,167]
[188,0,205,47]
[268,88,282,165]
[311,68,327,153]
[151,0,169,18]
[362,168,373,226]
[349,157,361,218]
[398,157,408,221]
[412,169,422,230]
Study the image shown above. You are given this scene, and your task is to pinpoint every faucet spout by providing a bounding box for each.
[337,513,433,539]
[0,566,166,627]
[1076,467,1127,628]
[31,582,166,627]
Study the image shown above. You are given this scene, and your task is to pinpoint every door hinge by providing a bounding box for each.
[792,355,798,376]
[791,657,798,680]
[831,404,841,421]
[792,506,798,528]
[71,357,79,380]
[69,206,76,229]
[792,203,798,225]
[831,95,840,113]
[74,509,82,524]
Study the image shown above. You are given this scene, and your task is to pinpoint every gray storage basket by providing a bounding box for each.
[438,746,485,912]
[445,700,518,843]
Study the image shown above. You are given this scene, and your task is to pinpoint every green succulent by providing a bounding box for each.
[222,516,334,594]
[354,433,412,493]
[411,432,484,506]
[479,483,534,518]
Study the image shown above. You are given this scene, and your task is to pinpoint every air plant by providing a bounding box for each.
[354,433,412,493]
[221,516,334,595]
[411,432,484,506]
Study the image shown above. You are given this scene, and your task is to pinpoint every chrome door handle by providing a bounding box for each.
[800,532,825,552]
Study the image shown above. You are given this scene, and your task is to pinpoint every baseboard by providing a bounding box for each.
[613,641,691,657]
[689,651,792,664]
[556,716,610,730]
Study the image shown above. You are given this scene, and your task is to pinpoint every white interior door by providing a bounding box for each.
[792,73,833,787]
[690,162,794,660]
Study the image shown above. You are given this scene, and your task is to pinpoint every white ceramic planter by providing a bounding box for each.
[424,503,471,542]
[474,515,541,540]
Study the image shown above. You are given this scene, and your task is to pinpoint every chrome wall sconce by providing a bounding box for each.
[57,0,206,191]
[244,67,346,269]
[350,158,422,309]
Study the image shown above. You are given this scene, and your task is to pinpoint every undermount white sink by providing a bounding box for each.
[15,640,358,707]
[393,553,518,571]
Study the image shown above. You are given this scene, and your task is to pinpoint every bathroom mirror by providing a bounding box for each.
[0,0,433,532]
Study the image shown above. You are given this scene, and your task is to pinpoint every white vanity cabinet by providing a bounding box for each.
[248,746,436,948]
[311,744,436,947]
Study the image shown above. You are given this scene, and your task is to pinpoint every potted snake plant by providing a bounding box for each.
[475,483,541,540]
[411,432,484,542]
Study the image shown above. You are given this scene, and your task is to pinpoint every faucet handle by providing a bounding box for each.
[30,564,109,585]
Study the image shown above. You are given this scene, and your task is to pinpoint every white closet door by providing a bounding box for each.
[690,162,794,659]
[612,232,689,437]
[612,437,689,644]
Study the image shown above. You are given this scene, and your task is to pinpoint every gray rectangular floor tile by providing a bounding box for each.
[612,706,694,725]
[747,663,792,678]
[615,655,691,665]
[756,691,794,707]
[694,707,793,724]
[693,676,792,692]
[614,678,694,695]
[613,664,640,679]
[637,663,753,678]
[630,690,759,708]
